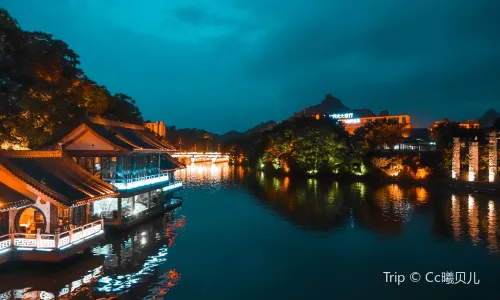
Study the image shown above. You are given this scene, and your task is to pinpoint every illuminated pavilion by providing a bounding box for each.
[42,116,184,228]
[0,149,115,264]
[0,116,184,264]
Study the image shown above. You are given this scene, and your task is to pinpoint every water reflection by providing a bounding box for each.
[93,210,185,299]
[0,257,103,299]
[2,163,500,299]
[439,194,500,254]
[238,166,500,253]
[175,163,234,187]
[0,209,185,299]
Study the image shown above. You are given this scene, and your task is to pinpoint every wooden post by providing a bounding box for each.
[117,197,122,224]
[54,228,60,249]
[85,203,90,223]
[36,228,41,248]
[69,224,74,242]
[9,227,14,246]
[69,207,73,226]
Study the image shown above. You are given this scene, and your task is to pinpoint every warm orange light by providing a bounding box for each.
[315,114,320,120]
[415,187,428,204]
[415,167,430,179]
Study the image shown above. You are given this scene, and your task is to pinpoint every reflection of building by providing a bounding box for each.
[145,121,167,138]
[44,117,183,228]
[0,255,104,299]
[0,150,112,264]
[94,211,184,298]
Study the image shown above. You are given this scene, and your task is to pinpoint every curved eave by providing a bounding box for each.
[161,167,184,173]
[0,157,70,205]
[0,199,34,212]
[59,123,131,153]
[72,192,120,207]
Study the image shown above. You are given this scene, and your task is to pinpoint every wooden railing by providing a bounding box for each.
[0,219,103,252]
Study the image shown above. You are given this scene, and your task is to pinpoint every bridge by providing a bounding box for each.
[171,152,230,164]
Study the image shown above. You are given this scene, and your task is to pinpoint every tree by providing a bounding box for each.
[354,119,404,151]
[261,129,294,171]
[371,156,404,177]
[0,8,144,149]
[430,120,479,150]
[293,128,347,174]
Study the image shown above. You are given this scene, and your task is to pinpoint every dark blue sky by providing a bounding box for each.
[2,0,499,133]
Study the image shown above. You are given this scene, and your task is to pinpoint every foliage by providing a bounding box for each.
[371,156,404,177]
[234,116,350,174]
[442,146,469,171]
[442,143,500,178]
[0,9,143,149]
[415,167,431,179]
[293,128,347,174]
[429,120,479,150]
[166,126,218,152]
[353,118,404,151]
[261,129,293,172]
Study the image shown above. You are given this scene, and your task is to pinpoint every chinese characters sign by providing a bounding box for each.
[329,113,361,124]
[330,113,354,119]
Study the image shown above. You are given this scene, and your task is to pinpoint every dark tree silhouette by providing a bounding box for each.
[0,8,143,149]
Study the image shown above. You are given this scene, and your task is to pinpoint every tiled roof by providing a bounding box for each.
[160,154,184,171]
[0,182,34,212]
[0,151,118,207]
[44,117,176,152]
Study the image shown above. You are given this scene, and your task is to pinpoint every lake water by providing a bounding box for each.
[1,162,500,299]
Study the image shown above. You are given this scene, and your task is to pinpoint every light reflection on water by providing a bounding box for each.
[2,163,500,299]
[0,209,185,299]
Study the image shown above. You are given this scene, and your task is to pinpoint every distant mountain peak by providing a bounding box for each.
[322,94,342,104]
[479,108,500,128]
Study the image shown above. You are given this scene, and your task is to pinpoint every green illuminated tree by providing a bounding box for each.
[293,128,347,174]
[354,118,404,151]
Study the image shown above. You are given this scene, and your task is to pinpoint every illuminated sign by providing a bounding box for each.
[329,113,361,124]
[330,113,353,119]
[344,118,361,124]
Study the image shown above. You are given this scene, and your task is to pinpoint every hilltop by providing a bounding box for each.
[291,94,377,118]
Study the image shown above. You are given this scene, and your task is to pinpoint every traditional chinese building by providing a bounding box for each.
[0,150,115,264]
[42,116,183,229]
[431,119,480,130]
[145,121,167,138]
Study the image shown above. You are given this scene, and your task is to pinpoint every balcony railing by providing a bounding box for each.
[0,219,104,254]
[104,173,171,190]
[162,181,183,192]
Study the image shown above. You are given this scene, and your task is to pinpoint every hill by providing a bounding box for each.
[479,109,500,128]
[292,94,376,118]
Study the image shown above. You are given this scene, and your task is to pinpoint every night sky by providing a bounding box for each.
[2,0,499,133]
